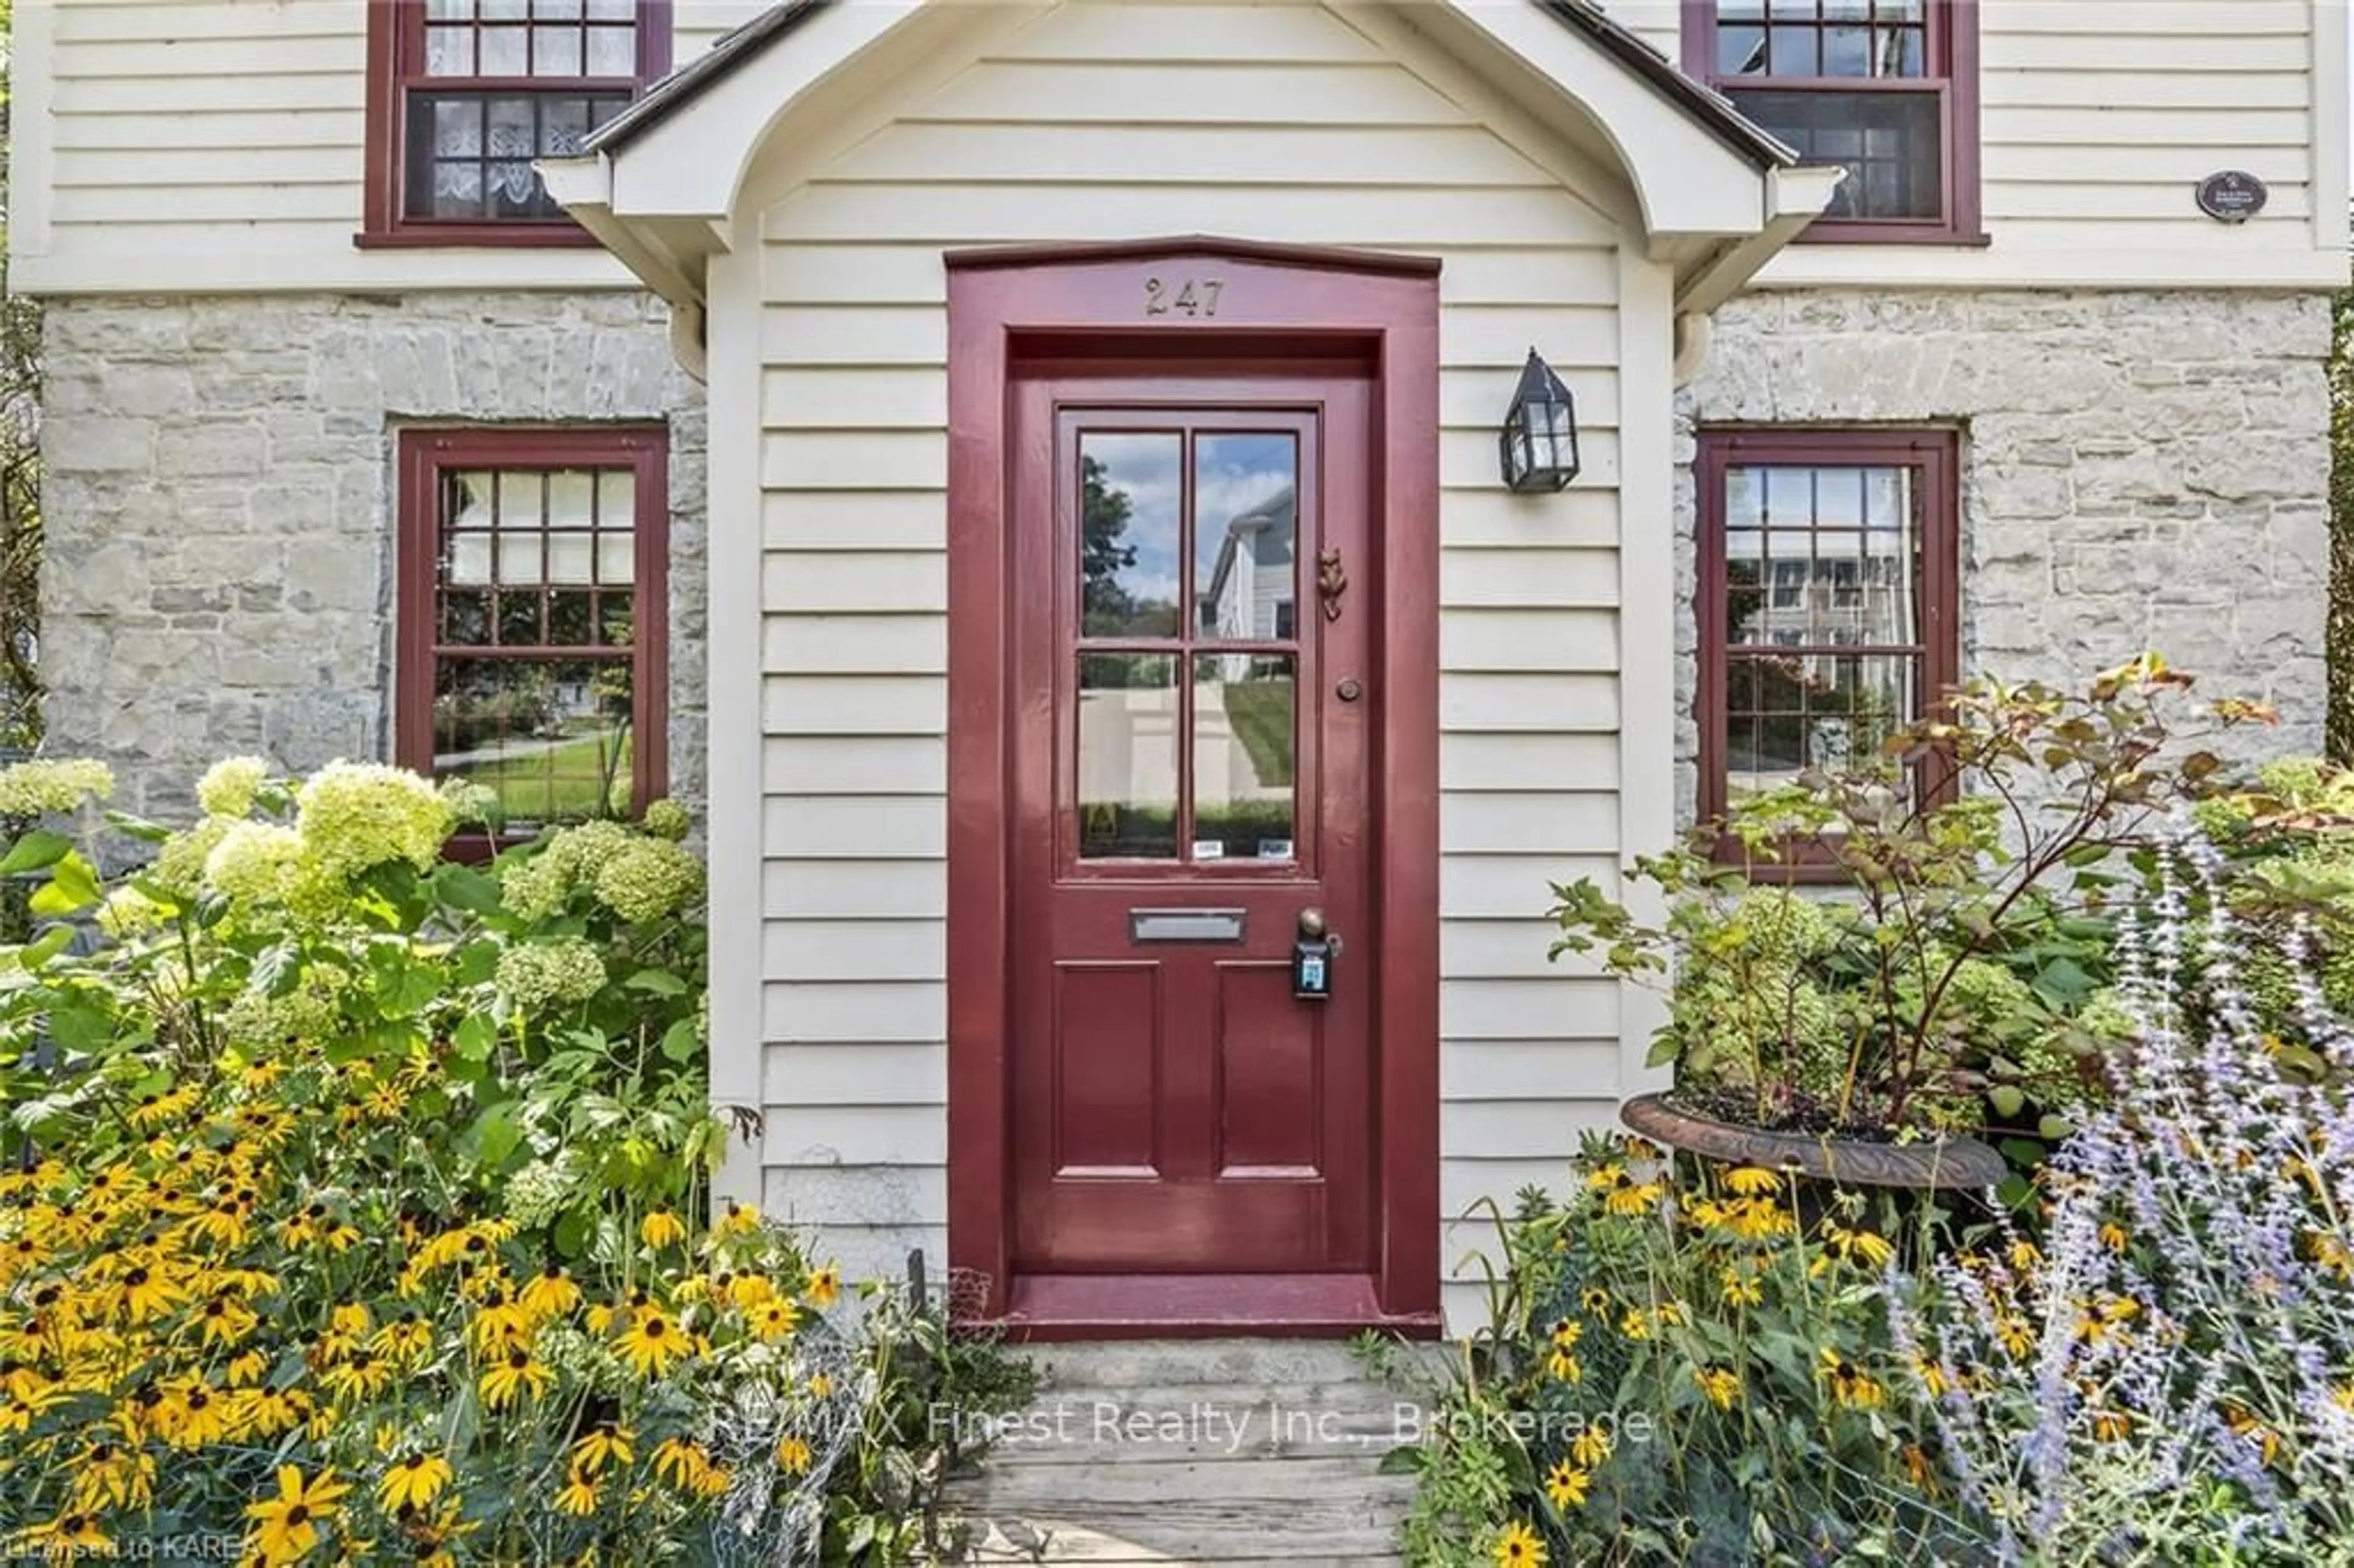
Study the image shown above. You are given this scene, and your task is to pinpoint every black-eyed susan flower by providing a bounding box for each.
[1902,1442,1937,1488]
[552,1464,601,1518]
[521,1264,581,1320]
[805,1265,841,1309]
[1816,1349,1884,1410]
[775,1435,812,1475]
[478,1345,552,1410]
[726,1272,775,1311]
[569,1422,634,1477]
[1542,1460,1590,1511]
[640,1211,687,1249]
[371,1311,433,1363]
[169,1382,234,1447]
[718,1200,761,1238]
[617,1311,686,1378]
[1720,1266,1763,1308]
[1692,1365,1740,1410]
[1815,1224,1894,1273]
[653,1435,729,1495]
[1492,1520,1547,1566]
[1723,1165,1780,1197]
[13,1510,112,1558]
[809,1371,834,1400]
[199,1290,260,1347]
[322,1350,394,1402]
[748,1299,801,1344]
[1570,1426,1610,1468]
[2074,1295,2141,1348]
[245,1465,351,1566]
[115,1263,185,1322]
[377,1451,454,1512]
[69,1439,156,1512]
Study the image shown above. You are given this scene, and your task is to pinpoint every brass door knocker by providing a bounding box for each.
[1317,548,1348,623]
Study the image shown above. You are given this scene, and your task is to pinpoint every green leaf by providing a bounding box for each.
[660,1018,701,1064]
[1376,1444,1426,1477]
[1999,1138,2046,1165]
[433,863,505,917]
[453,1014,496,1063]
[555,1209,590,1260]
[0,830,72,876]
[17,924,75,970]
[627,969,689,997]
[1986,1085,2025,1120]
[1644,1032,1680,1070]
[29,853,101,917]
[1996,1173,2034,1209]
[2038,1113,2074,1141]
[462,1102,525,1171]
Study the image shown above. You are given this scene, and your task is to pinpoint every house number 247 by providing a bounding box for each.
[1143,277,1224,318]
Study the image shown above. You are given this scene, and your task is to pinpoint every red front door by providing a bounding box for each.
[1008,368,1376,1277]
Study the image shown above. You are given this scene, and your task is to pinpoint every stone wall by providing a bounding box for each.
[1674,288,2335,827]
[39,292,706,821]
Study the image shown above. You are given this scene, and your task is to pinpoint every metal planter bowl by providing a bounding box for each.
[1620,1091,2008,1192]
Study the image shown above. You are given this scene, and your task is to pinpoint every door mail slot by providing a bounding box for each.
[1129,908,1247,943]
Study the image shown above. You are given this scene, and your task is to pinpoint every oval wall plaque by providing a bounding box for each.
[2196,170,2269,223]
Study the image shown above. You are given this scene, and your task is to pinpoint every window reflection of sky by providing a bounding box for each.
[1083,432,1300,614]
[1082,433,1184,611]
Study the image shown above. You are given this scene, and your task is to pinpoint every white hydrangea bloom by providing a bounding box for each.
[195,756,271,820]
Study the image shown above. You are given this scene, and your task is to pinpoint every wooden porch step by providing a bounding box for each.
[943,1341,1426,1564]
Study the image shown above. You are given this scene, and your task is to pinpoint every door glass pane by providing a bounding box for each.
[1192,433,1298,642]
[434,657,633,825]
[1077,654,1179,861]
[1193,655,1296,863]
[1079,433,1182,639]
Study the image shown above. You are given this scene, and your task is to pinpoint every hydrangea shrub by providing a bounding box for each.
[0,757,1031,1558]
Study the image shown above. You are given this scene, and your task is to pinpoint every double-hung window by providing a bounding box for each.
[364,0,672,245]
[396,429,669,835]
[1683,1,1982,243]
[1696,430,1960,869]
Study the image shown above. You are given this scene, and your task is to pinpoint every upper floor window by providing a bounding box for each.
[364,0,672,246]
[1682,1,1982,244]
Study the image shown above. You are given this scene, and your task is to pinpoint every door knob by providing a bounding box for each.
[1294,910,1339,1000]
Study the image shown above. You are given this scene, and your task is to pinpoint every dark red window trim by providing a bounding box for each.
[1695,428,1960,881]
[395,426,669,851]
[1680,0,1984,246]
[361,0,672,249]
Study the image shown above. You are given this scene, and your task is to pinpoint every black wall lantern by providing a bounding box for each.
[1498,348,1580,493]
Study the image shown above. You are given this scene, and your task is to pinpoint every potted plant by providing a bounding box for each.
[1549,657,2268,1195]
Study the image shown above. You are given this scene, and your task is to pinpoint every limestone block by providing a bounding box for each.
[45,416,154,474]
[157,422,269,480]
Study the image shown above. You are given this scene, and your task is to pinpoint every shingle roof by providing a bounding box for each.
[587,0,1791,167]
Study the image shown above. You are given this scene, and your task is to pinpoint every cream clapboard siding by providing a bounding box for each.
[1601,0,2344,284]
[17,0,761,293]
[18,1,2345,294]
[750,0,1631,1312]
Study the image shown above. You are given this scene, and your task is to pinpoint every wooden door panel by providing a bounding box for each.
[1009,369,1375,1279]
[1050,961,1161,1177]
[1214,961,1322,1175]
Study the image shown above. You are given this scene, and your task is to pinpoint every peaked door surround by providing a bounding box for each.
[945,241,1442,1337]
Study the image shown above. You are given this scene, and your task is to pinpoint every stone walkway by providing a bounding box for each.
[947,1340,1424,1565]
